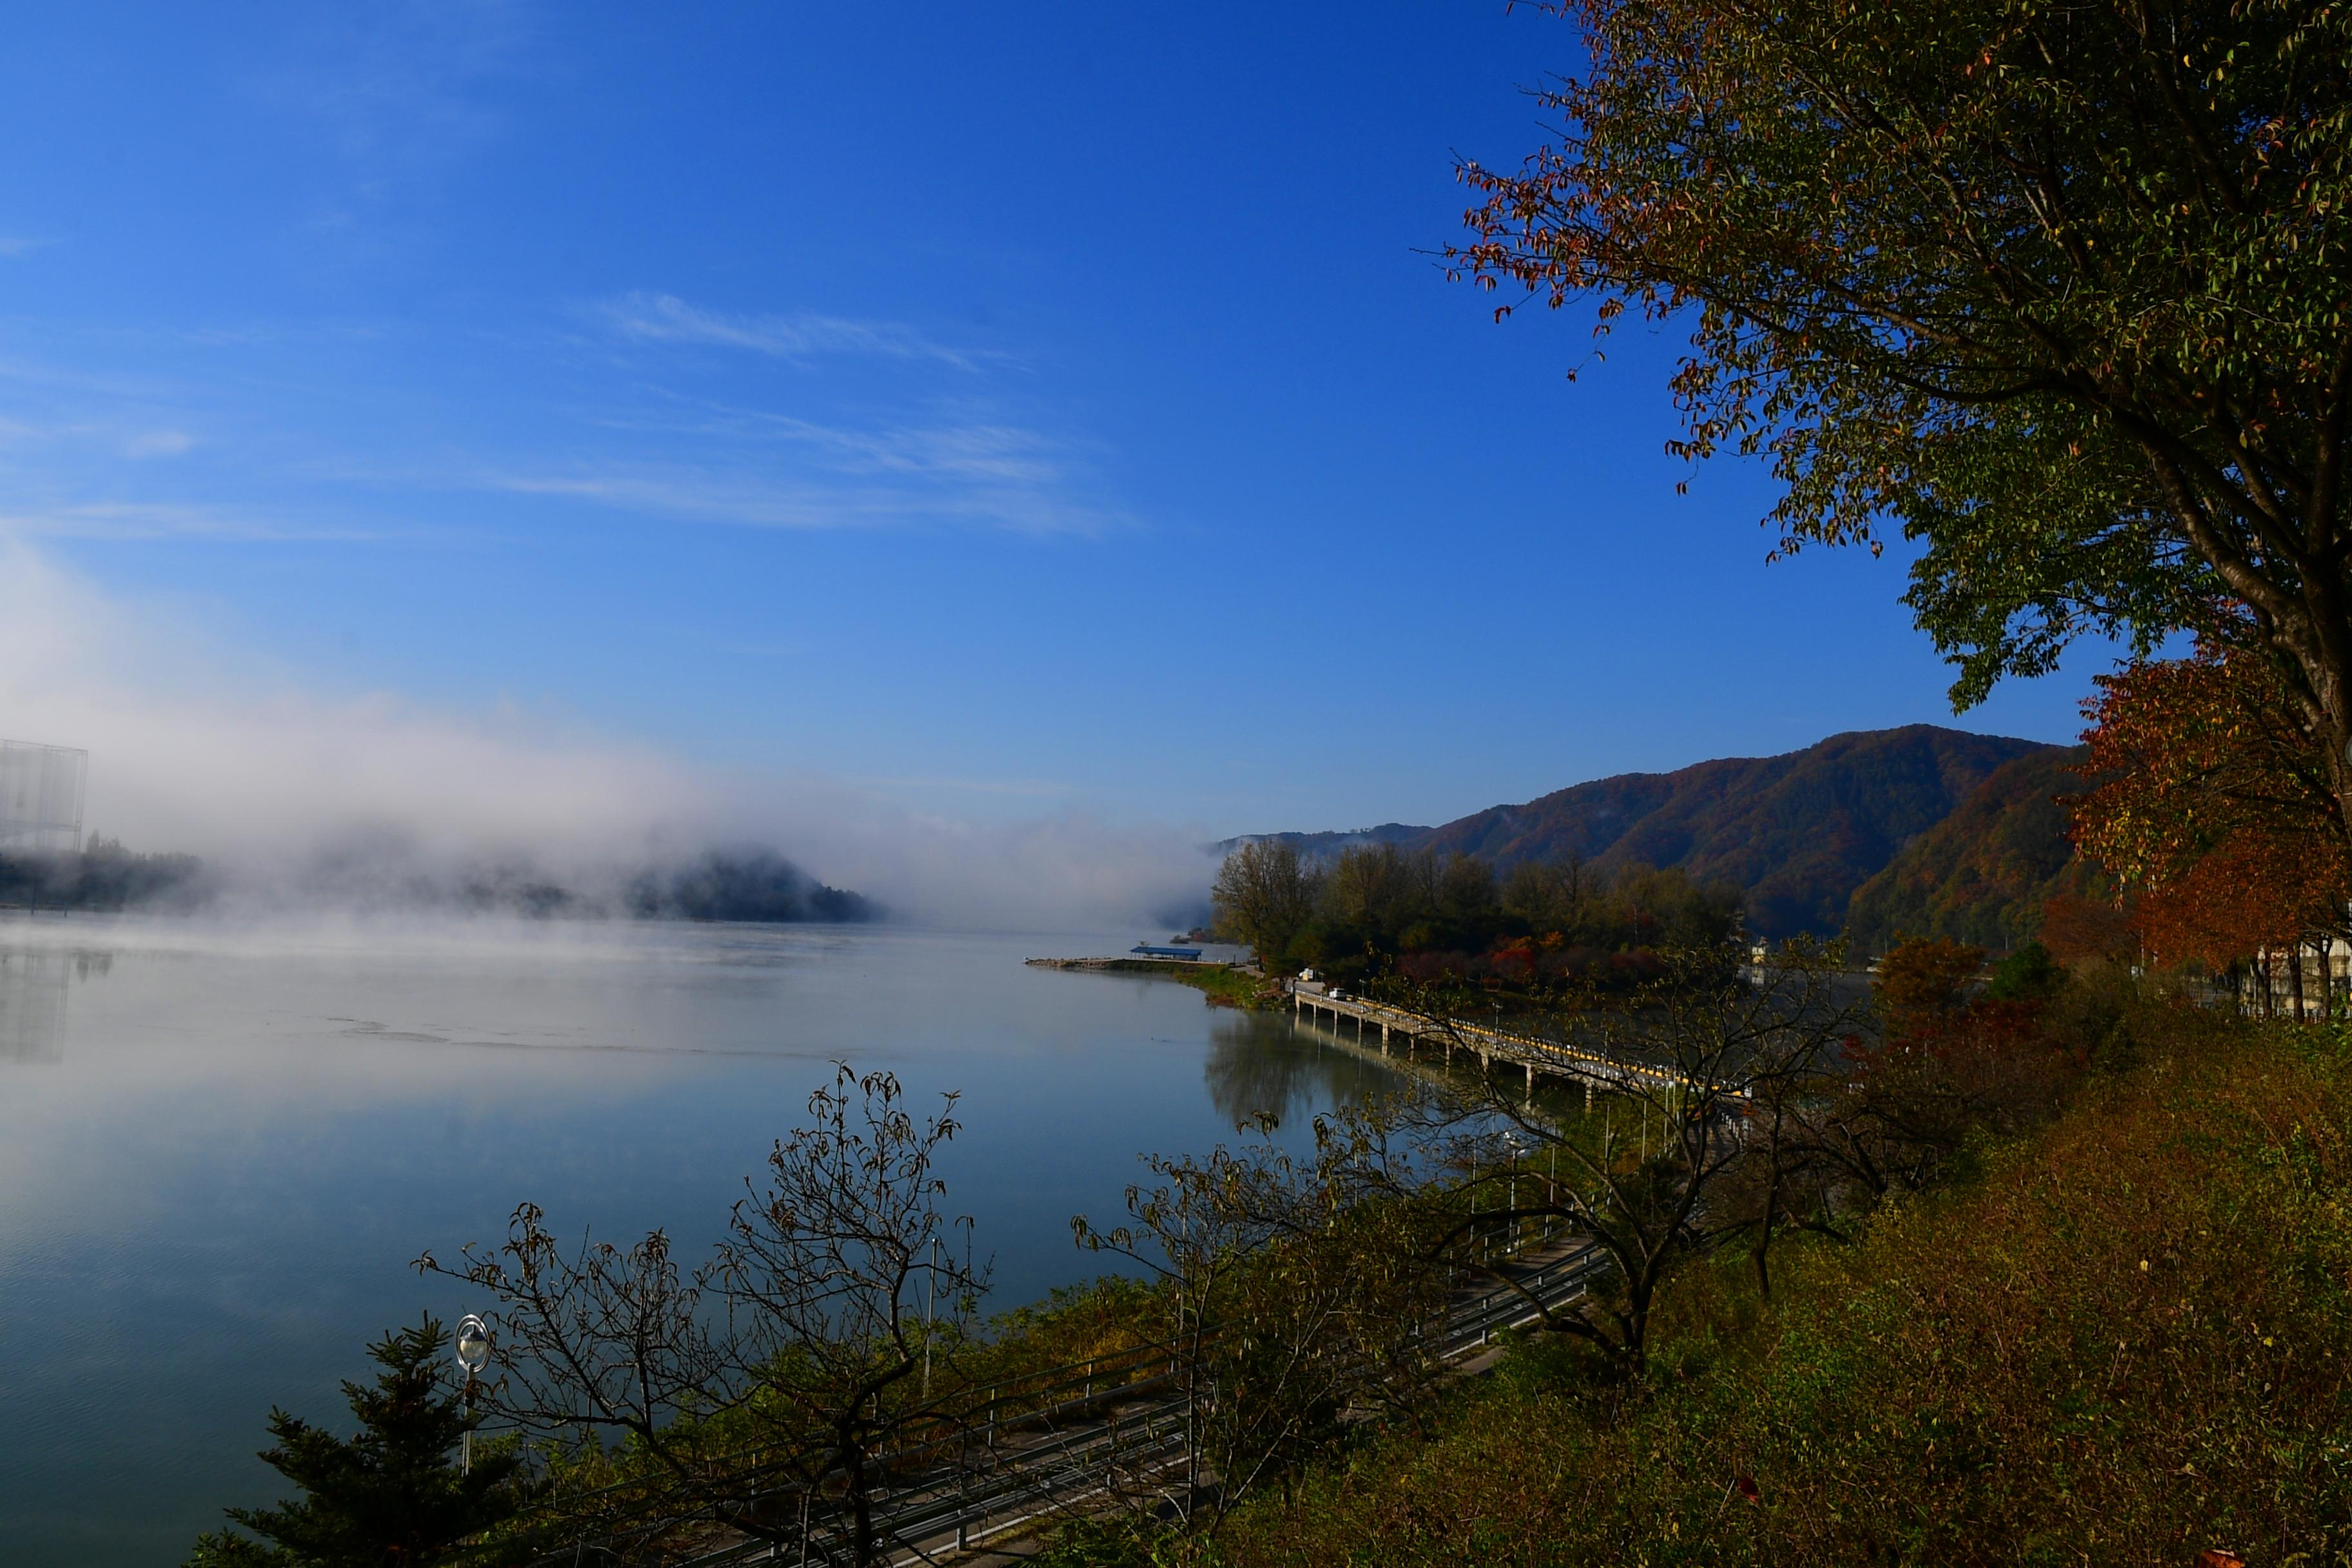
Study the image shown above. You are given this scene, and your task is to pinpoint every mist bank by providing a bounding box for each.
[0,541,1215,934]
[3,803,1215,933]
[0,837,877,924]
[0,836,208,914]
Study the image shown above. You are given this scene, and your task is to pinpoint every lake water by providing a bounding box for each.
[0,915,1399,1565]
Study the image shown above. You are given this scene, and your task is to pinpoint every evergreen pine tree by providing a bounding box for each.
[187,1317,531,1567]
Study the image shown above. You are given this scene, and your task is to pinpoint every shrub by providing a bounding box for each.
[1209,1009,2352,1565]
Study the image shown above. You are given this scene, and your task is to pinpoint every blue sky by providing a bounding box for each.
[0,1,2110,848]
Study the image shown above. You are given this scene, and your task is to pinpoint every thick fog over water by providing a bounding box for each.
[0,542,1217,930]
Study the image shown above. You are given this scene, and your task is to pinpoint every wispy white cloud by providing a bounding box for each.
[121,429,198,459]
[763,416,1063,485]
[598,292,983,371]
[0,237,55,258]
[0,286,1122,549]
[486,465,1121,536]
[0,501,397,543]
[592,400,1075,485]
[867,774,1076,800]
[0,411,190,454]
[0,351,197,404]
[504,397,1122,534]
[253,1,533,181]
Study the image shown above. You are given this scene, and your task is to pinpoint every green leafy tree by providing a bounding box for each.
[1983,939,2064,1003]
[186,1318,528,1568]
[1500,854,1598,941]
[1320,842,1430,939]
[1452,0,2352,836]
[1211,841,1322,970]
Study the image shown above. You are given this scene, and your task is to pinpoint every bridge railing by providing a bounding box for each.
[1291,986,1710,1093]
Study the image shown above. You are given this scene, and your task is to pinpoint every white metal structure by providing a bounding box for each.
[0,739,86,854]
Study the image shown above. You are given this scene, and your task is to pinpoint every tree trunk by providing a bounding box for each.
[2283,574,2352,861]
[843,1436,874,1568]
[1751,1159,1779,1303]
[2293,945,2308,1021]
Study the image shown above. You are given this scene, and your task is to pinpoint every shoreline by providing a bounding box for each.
[1026,954,1282,1010]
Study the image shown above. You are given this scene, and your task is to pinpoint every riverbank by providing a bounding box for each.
[1051,998,2350,1565]
[1025,956,1282,1010]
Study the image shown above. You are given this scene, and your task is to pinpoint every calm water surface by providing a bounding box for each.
[0,915,1400,1565]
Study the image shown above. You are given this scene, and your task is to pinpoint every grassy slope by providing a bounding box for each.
[1203,1014,2352,1565]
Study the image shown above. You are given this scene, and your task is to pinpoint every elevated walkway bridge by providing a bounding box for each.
[1288,982,1698,1099]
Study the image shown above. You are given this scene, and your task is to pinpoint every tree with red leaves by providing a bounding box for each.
[2071,642,2349,1005]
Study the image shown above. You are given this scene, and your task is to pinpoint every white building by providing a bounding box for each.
[0,739,86,855]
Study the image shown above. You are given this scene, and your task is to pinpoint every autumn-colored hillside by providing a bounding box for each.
[1246,726,2060,940]
[1841,747,2099,957]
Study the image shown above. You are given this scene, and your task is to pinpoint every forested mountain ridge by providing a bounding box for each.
[1243,725,2070,941]
[1841,747,2101,956]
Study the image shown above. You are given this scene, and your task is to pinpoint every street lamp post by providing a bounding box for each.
[454,1314,491,1476]
[1503,1132,1522,1254]
[924,1237,939,1400]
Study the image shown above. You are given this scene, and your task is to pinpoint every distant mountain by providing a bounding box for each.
[1841,747,2099,957]
[625,847,877,924]
[1234,822,1434,859]
[440,847,878,923]
[1245,725,2067,941]
[0,836,879,925]
[421,845,878,923]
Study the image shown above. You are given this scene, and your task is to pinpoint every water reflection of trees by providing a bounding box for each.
[1202,1010,1401,1129]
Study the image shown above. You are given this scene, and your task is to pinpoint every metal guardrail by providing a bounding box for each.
[505,1337,1195,1565]
[700,1248,1600,1566]
[666,1400,1195,1567]
[521,1232,1605,1566]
